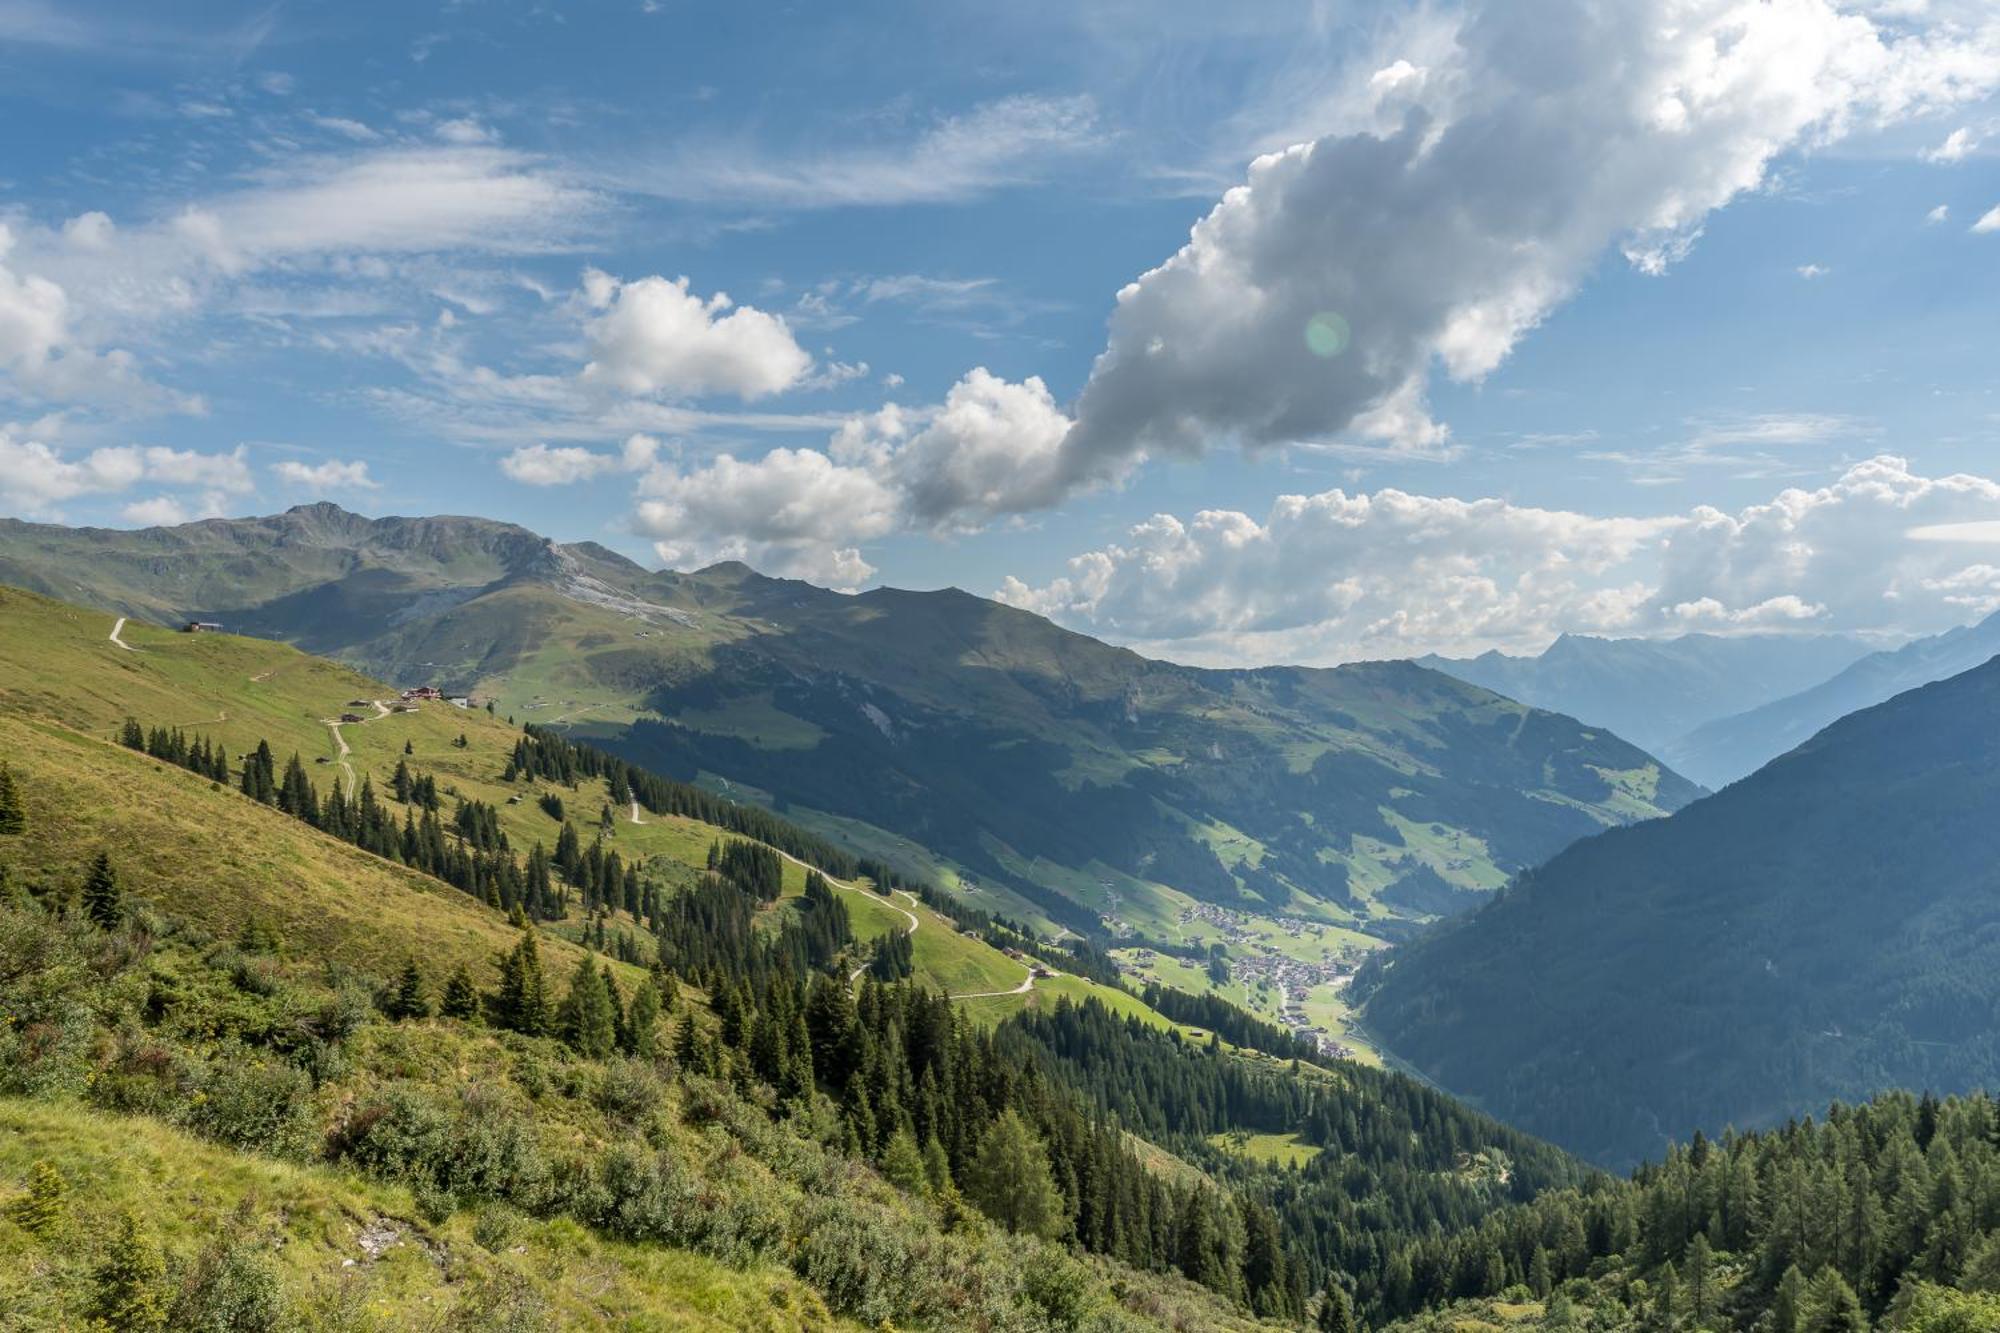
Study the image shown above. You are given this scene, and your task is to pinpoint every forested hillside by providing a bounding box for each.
[1364,655,2000,1170]
[0,507,1698,947]
[0,584,1613,1329]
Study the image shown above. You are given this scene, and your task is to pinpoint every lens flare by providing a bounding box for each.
[1305,312,1350,358]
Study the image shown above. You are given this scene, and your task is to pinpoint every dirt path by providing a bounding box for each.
[950,969,1037,1000]
[628,799,645,826]
[324,717,357,795]
[736,834,1043,999]
[108,616,136,651]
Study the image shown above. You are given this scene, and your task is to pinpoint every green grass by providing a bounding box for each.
[0,583,1063,1010]
[1204,1131,1323,1169]
[0,714,632,991]
[0,1099,841,1332]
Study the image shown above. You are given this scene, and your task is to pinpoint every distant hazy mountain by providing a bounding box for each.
[1663,610,2000,788]
[0,504,1699,937]
[1419,631,1868,760]
[1363,654,2000,1168]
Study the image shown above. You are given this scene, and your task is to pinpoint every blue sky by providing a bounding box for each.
[2,0,1998,664]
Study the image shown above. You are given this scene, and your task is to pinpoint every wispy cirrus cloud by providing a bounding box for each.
[608,94,1104,208]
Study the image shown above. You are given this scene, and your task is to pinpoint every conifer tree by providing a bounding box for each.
[558,954,617,1057]
[1771,1264,1807,1333]
[494,930,550,1036]
[82,850,122,928]
[93,1212,167,1331]
[625,979,662,1059]
[10,1160,67,1238]
[880,1127,929,1195]
[1685,1232,1716,1324]
[387,958,431,1020]
[964,1109,1066,1239]
[440,964,481,1021]
[0,761,23,836]
[120,717,145,750]
[1804,1266,1868,1333]
[1317,1281,1355,1333]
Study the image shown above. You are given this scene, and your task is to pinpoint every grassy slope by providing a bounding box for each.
[0,585,1043,1008]
[0,1100,837,1332]
[0,584,1273,1330]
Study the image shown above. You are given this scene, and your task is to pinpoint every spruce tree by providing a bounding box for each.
[93,1212,167,1332]
[1317,1281,1355,1333]
[82,850,122,929]
[625,980,662,1059]
[0,762,23,836]
[120,717,145,750]
[10,1160,67,1238]
[494,931,550,1036]
[880,1127,929,1195]
[558,955,617,1057]
[964,1109,1066,1239]
[387,958,431,1020]
[440,964,481,1020]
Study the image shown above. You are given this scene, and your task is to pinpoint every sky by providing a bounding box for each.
[2,0,1998,666]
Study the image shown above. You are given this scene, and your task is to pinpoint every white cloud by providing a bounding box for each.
[0,226,191,410]
[139,444,252,493]
[270,458,379,491]
[501,442,620,486]
[621,94,1101,208]
[1975,204,2000,233]
[633,447,898,586]
[888,368,1073,528]
[181,146,596,262]
[998,456,2000,665]
[1927,203,1951,223]
[434,117,499,145]
[1923,125,1978,161]
[579,271,812,400]
[998,486,1667,664]
[1796,263,1831,279]
[307,113,380,141]
[0,431,249,517]
[1042,0,2000,495]
[120,495,189,526]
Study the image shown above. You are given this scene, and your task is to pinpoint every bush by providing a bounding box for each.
[182,1051,316,1158]
[789,1195,927,1324]
[594,1058,662,1125]
[170,1240,290,1333]
[329,1084,551,1212]
[473,1202,518,1253]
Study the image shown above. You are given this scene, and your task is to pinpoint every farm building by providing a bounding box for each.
[182,621,224,633]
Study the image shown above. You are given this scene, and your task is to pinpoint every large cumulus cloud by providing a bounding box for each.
[999,457,2000,665]
[1051,0,1999,483]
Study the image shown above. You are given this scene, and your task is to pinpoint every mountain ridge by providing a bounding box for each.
[1363,651,2000,1168]
[0,505,1702,944]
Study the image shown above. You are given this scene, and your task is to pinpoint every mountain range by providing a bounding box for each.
[1418,631,1868,762]
[1661,608,2000,787]
[1362,651,2000,1168]
[0,504,1699,941]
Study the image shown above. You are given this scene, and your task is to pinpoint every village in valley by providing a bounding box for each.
[1115,900,1375,1062]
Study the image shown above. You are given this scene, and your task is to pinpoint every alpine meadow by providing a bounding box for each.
[3,2,1999,1332]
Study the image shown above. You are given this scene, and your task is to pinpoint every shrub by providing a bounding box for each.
[473,1202,518,1253]
[182,1051,316,1158]
[169,1240,289,1333]
[594,1057,662,1125]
